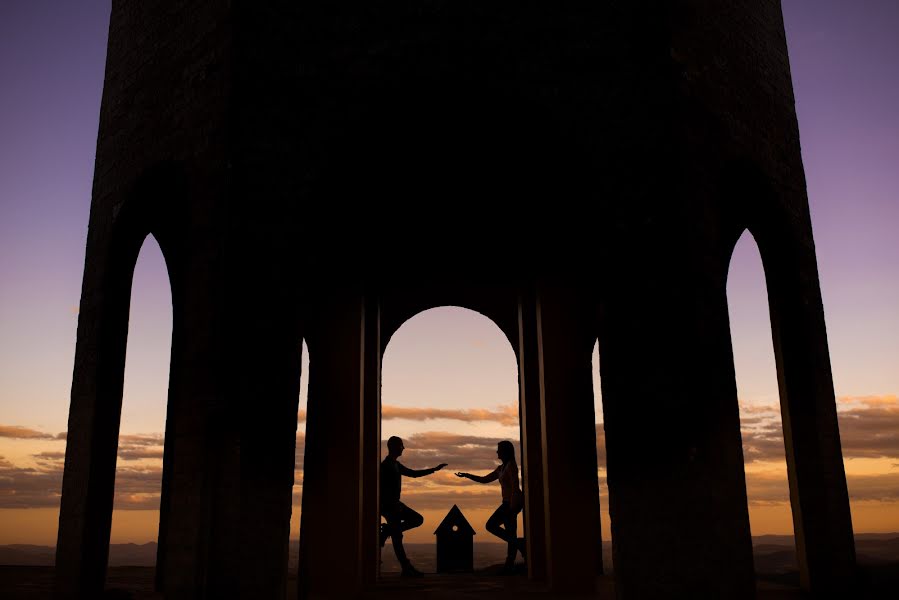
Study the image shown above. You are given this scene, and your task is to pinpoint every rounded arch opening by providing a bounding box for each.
[379,306,522,573]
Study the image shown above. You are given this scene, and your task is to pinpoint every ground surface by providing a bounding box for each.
[2,565,897,599]
[3,537,898,598]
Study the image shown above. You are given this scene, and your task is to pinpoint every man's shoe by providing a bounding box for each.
[379,524,389,548]
[400,564,425,578]
[517,537,527,560]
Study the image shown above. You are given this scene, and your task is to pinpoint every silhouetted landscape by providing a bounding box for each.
[2,535,898,598]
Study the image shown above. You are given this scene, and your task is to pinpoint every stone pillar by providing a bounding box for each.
[298,295,366,599]
[600,259,756,598]
[147,223,231,595]
[153,284,221,595]
[517,291,547,581]
[232,324,303,597]
[54,216,141,599]
[536,285,601,594]
[763,222,856,593]
[361,295,382,586]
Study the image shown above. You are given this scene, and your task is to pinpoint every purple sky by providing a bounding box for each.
[1,0,898,430]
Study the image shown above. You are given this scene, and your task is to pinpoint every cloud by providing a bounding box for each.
[398,487,501,510]
[382,431,520,473]
[382,404,520,426]
[117,434,165,461]
[0,451,163,510]
[4,396,899,515]
[0,455,63,508]
[0,428,165,509]
[0,425,65,440]
[744,469,899,506]
[298,405,519,427]
[32,451,66,462]
[838,395,898,407]
[117,447,165,461]
[107,466,163,509]
[845,472,899,502]
[740,461,793,505]
[736,397,899,464]
[838,402,899,461]
[738,402,781,415]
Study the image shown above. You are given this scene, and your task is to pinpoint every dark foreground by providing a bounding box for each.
[2,564,898,599]
[4,537,898,598]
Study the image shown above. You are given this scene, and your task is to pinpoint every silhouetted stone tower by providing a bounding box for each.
[55,1,856,598]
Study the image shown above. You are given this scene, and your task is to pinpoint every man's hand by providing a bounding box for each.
[434,463,448,471]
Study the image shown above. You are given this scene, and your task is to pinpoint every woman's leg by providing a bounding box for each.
[503,506,518,563]
[486,503,513,543]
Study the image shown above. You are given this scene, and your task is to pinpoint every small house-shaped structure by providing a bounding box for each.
[435,505,476,573]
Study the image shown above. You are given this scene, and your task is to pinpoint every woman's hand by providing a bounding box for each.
[455,472,469,479]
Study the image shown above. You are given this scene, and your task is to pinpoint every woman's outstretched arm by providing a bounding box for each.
[455,466,500,484]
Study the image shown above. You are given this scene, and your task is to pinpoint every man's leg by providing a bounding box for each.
[382,508,409,565]
[396,504,424,534]
[383,503,424,576]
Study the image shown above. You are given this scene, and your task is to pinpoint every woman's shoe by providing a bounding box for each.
[500,558,516,575]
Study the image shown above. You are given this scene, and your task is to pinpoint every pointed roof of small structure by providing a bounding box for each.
[434,504,476,536]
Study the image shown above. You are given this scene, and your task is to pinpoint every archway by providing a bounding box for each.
[727,231,797,582]
[379,306,521,573]
[106,235,171,587]
[288,340,310,579]
[592,339,613,573]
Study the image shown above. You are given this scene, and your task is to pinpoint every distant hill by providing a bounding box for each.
[0,543,157,567]
[0,545,56,566]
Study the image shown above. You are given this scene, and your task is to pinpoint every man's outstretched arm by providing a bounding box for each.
[398,462,448,478]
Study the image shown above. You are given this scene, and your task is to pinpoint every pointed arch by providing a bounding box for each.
[727,230,797,581]
[105,233,172,588]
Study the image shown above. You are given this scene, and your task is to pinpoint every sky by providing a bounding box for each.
[1,0,898,551]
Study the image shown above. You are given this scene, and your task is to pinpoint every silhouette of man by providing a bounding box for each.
[380,435,447,577]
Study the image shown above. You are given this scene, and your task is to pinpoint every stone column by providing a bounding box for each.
[517,291,547,580]
[154,268,225,596]
[54,216,141,599]
[232,324,304,597]
[762,222,856,593]
[298,295,366,599]
[361,295,382,586]
[536,285,601,594]
[600,259,756,598]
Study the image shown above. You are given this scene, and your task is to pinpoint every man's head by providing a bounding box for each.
[387,436,405,457]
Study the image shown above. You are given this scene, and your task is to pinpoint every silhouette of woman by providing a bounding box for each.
[455,440,525,573]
